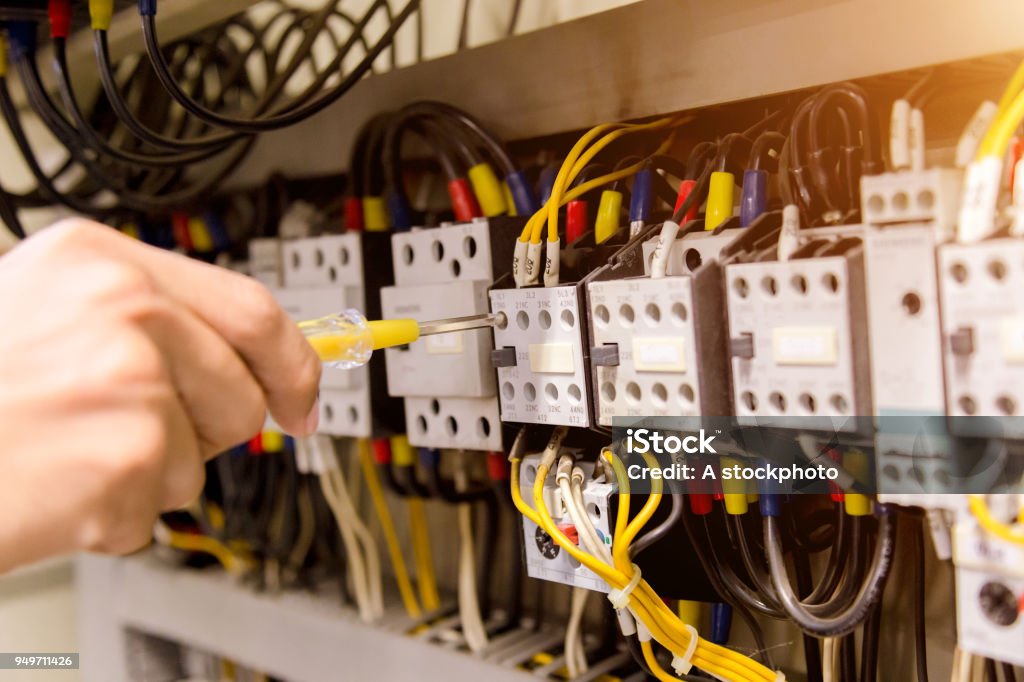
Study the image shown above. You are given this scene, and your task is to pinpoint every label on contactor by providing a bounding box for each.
[772,327,838,365]
[632,338,687,372]
[1000,317,1024,363]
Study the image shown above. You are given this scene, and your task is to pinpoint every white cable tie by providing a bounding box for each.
[607,563,642,609]
[775,671,787,682]
[670,624,699,676]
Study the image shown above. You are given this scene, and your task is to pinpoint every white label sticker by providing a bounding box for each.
[1000,317,1024,363]
[632,337,686,372]
[528,343,575,374]
[772,327,838,365]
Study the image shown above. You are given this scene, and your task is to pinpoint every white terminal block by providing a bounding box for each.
[391,220,500,286]
[386,222,505,450]
[278,234,371,438]
[589,277,714,424]
[725,254,871,429]
[939,239,1024,439]
[519,455,614,592]
[490,286,591,427]
[954,520,1024,666]
[860,168,963,238]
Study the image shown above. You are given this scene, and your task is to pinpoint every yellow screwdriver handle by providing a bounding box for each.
[299,310,420,369]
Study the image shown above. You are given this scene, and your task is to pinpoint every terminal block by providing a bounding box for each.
[381,219,522,450]
[490,285,592,427]
[860,168,962,237]
[278,233,401,438]
[725,243,871,430]
[939,238,1024,439]
[954,518,1024,667]
[518,454,614,592]
[587,269,729,425]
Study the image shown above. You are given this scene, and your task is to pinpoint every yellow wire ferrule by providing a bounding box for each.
[842,449,872,517]
[362,196,389,232]
[705,171,735,231]
[595,190,623,244]
[0,36,7,78]
[468,163,506,217]
[89,0,115,31]
[720,457,749,515]
[391,434,416,467]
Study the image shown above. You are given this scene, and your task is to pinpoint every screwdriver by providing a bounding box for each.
[299,309,506,369]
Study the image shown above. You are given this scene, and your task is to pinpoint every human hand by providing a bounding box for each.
[0,219,321,571]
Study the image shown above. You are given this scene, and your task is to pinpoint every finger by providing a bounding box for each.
[159,391,207,511]
[47,222,321,435]
[132,295,269,459]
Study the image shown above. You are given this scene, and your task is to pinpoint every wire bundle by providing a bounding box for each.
[0,0,419,237]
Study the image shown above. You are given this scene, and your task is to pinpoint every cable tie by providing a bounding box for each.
[607,563,642,609]
[670,624,699,676]
[775,672,787,682]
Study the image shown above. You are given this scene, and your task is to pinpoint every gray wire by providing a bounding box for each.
[764,510,897,637]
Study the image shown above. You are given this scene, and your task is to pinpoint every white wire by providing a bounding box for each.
[330,464,384,619]
[454,456,489,652]
[319,471,374,622]
[565,587,590,678]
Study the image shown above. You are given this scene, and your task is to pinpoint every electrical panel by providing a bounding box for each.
[724,244,872,430]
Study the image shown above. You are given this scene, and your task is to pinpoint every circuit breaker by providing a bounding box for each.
[380,219,521,451]
[518,454,614,592]
[725,241,871,430]
[939,238,1024,440]
[954,517,1024,667]
[279,233,401,438]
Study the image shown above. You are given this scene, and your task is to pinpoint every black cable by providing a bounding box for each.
[792,548,824,682]
[139,0,419,133]
[629,490,682,559]
[765,511,897,637]
[52,39,232,168]
[458,0,472,50]
[506,0,523,36]
[913,515,930,682]
[860,601,882,682]
[1003,663,1018,682]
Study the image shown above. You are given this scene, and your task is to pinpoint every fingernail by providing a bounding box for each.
[304,398,320,435]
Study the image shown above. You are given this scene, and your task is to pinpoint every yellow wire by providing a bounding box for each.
[980,86,1024,160]
[159,525,249,577]
[525,136,678,246]
[969,494,1024,546]
[407,497,441,611]
[978,59,1024,159]
[642,639,687,682]
[357,440,422,619]
[512,457,773,682]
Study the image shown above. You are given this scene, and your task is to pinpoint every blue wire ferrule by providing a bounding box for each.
[6,21,38,58]
[417,447,440,468]
[138,0,158,17]
[506,170,538,215]
[710,603,733,645]
[740,169,767,227]
[629,168,653,223]
[385,189,413,231]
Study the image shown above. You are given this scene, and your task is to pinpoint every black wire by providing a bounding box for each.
[139,0,419,133]
[506,0,523,36]
[1003,663,1018,682]
[913,515,930,682]
[458,0,472,50]
[860,601,882,682]
[629,491,682,559]
[793,548,824,682]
